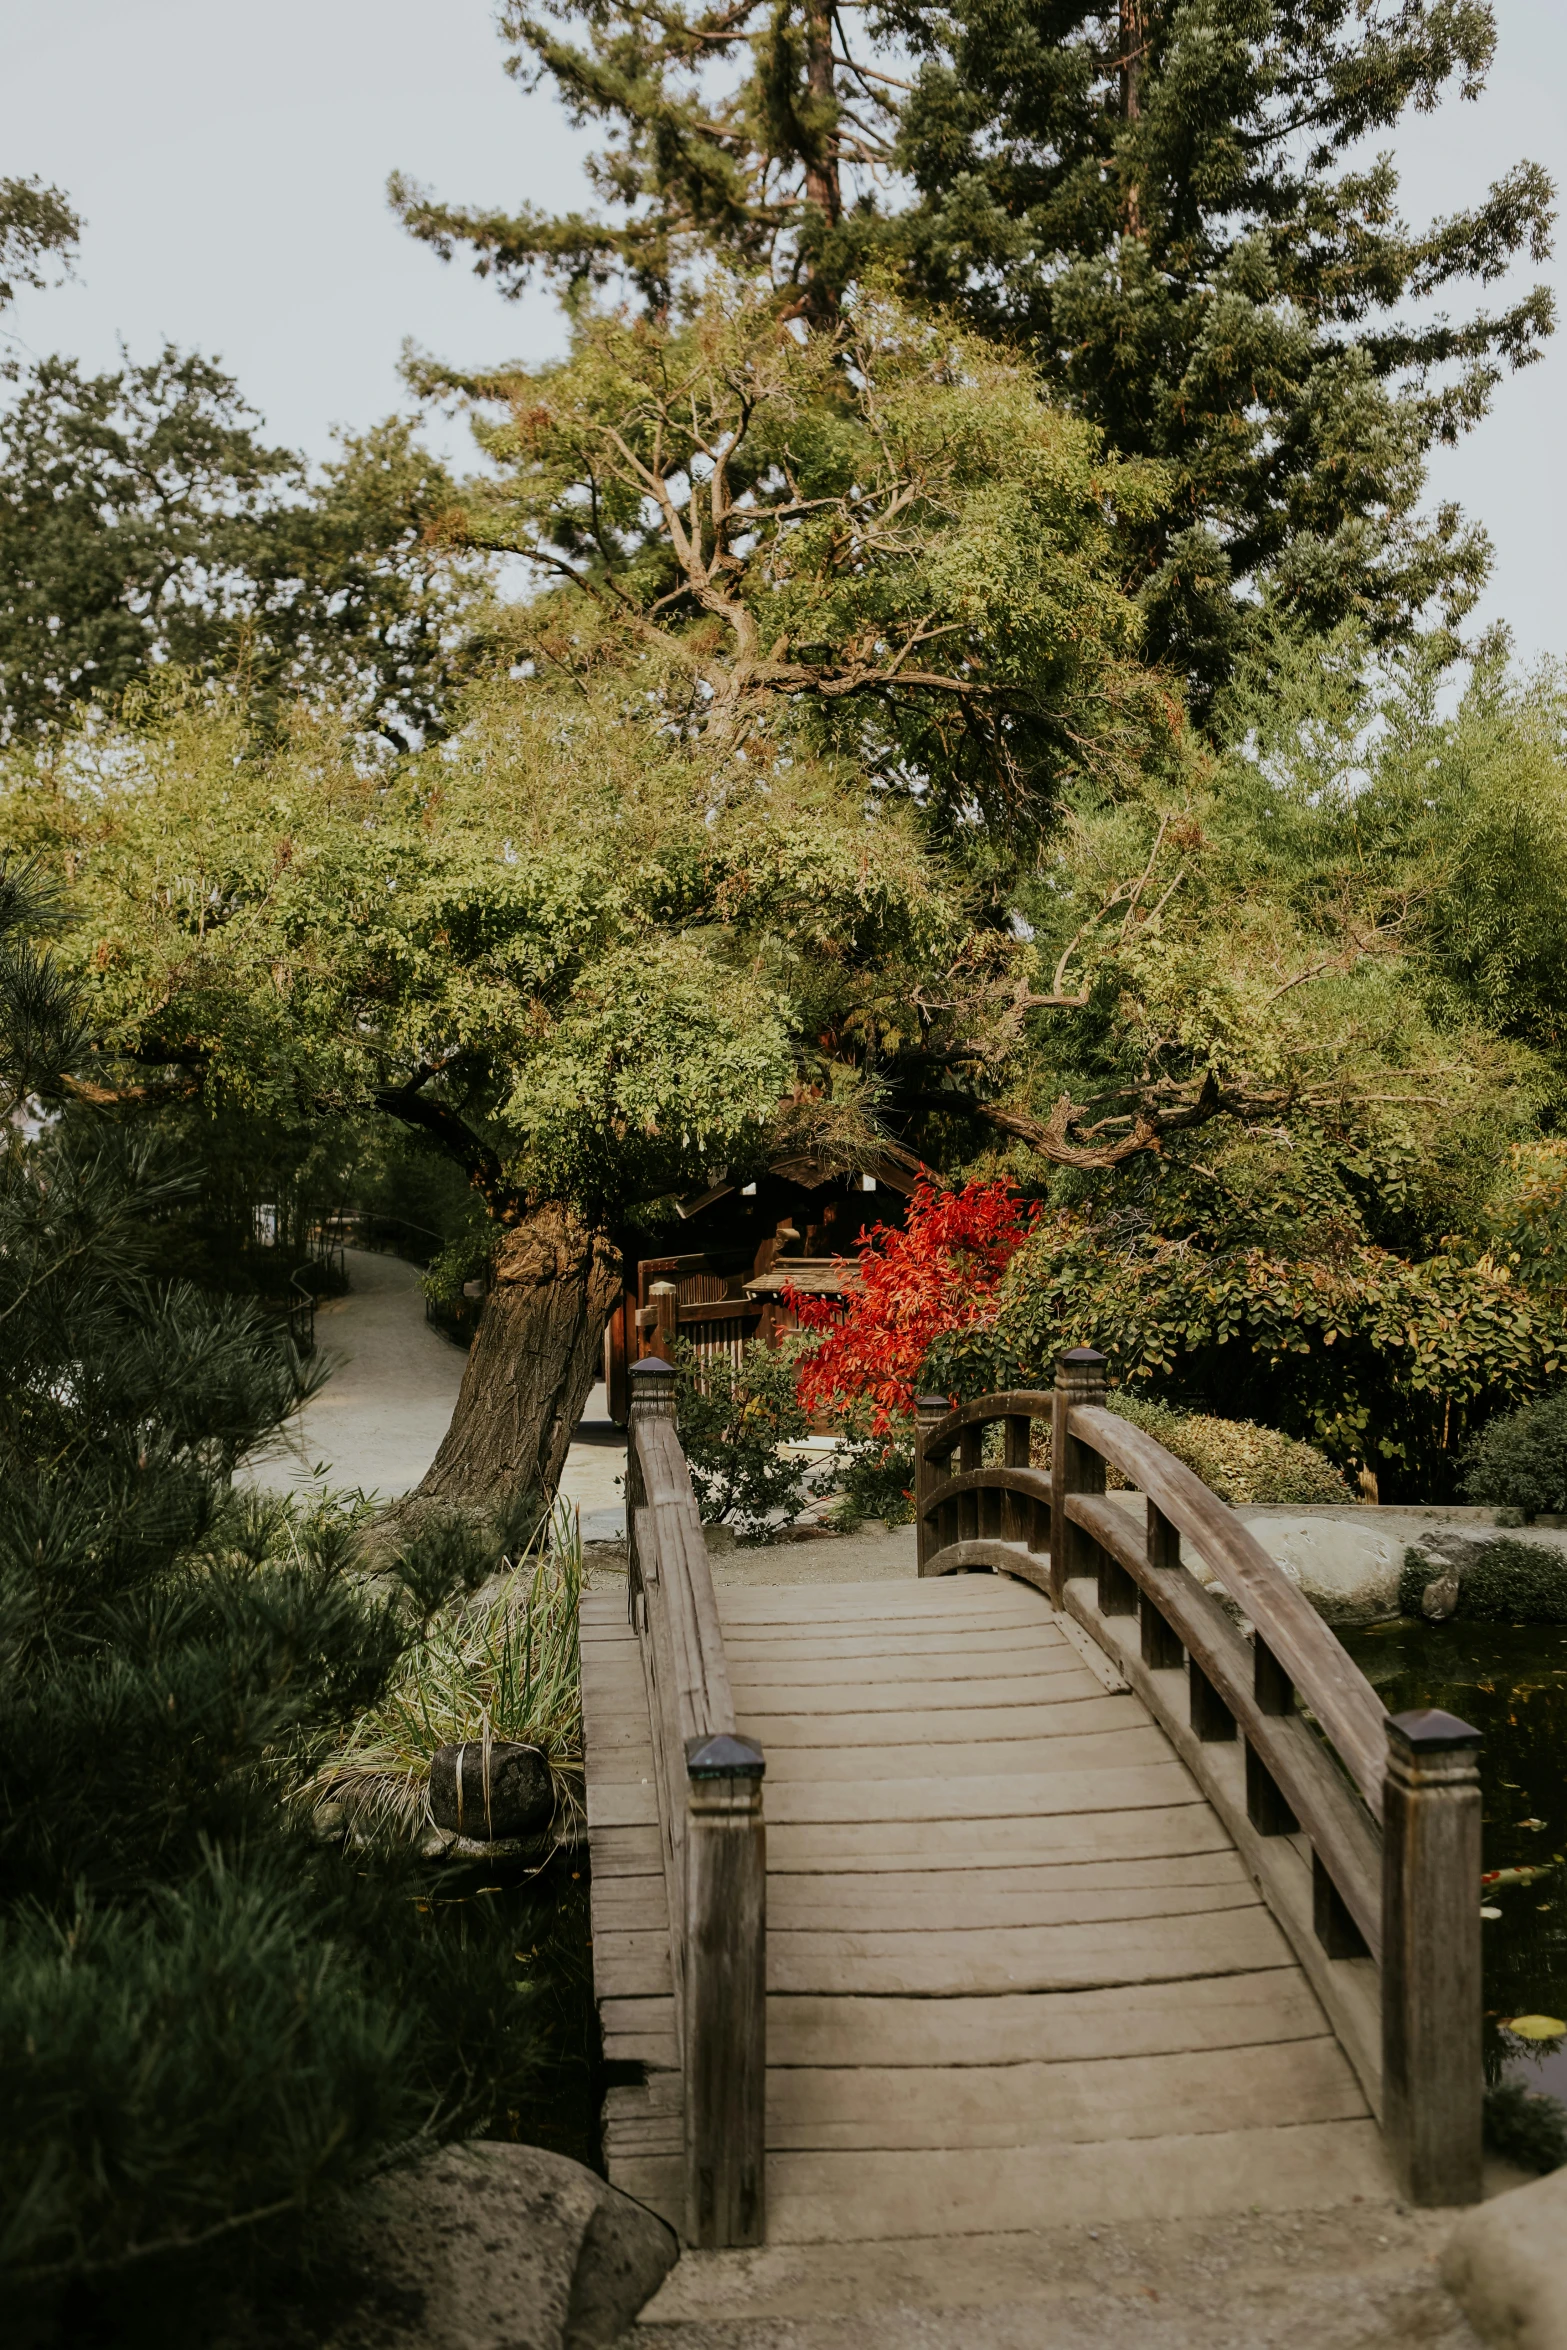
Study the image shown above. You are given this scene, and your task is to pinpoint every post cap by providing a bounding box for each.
[685,1732,766,1779]
[1058,1345,1107,1367]
[629,1357,675,1380]
[1386,1706,1483,1752]
[915,1393,951,1415]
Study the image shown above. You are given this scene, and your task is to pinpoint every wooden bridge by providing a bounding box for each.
[579,1348,1484,2252]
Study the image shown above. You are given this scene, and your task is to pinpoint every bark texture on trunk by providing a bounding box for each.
[417,1202,621,1510]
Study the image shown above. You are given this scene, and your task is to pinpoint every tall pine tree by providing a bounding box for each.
[394,0,1554,704]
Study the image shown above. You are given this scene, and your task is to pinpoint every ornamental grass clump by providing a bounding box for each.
[307,1511,585,1847]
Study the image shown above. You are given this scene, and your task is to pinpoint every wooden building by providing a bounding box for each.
[603,1154,917,1422]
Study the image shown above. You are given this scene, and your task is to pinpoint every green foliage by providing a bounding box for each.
[1396,1538,1567,1627]
[0,864,556,2289]
[422,1225,498,1314]
[0,677,957,1223]
[1106,1395,1351,1508]
[830,1439,918,1529]
[0,350,496,750]
[1483,2079,1567,2174]
[1464,1391,1567,1519]
[440,277,1176,844]
[0,175,77,310]
[674,1338,812,1538]
[404,0,1555,700]
[927,1208,1561,1500]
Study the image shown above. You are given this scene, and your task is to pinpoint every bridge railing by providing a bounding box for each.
[914,1346,1484,2209]
[625,1357,766,2249]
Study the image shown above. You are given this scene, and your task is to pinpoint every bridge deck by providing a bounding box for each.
[580,1570,1395,2243]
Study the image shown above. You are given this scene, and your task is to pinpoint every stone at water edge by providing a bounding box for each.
[1442,2165,1567,2350]
[428,1740,553,1839]
[323,2141,677,2350]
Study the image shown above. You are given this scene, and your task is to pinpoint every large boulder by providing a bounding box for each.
[1442,2163,1567,2348]
[324,2140,677,2350]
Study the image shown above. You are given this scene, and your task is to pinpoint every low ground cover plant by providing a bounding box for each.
[673,1337,812,1539]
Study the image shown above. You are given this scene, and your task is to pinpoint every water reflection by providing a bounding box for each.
[1343,1621,1567,2102]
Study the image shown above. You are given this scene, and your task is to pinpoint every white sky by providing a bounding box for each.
[1,0,1563,661]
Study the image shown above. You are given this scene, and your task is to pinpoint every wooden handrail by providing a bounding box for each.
[626,1359,765,2249]
[913,1348,1484,2208]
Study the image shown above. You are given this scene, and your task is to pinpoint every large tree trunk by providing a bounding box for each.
[417,1201,621,1511]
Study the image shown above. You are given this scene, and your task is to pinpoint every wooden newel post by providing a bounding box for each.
[915,1394,949,1576]
[684,1731,767,2247]
[1050,1346,1107,1607]
[1381,1707,1483,2207]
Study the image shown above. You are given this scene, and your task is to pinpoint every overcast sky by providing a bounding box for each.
[2,0,1564,663]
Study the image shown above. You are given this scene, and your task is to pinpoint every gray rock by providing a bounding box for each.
[326,2140,676,2350]
[429,1741,553,1839]
[1422,1570,1463,1621]
[1442,2161,1567,2347]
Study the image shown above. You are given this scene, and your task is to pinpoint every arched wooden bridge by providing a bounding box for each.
[579,1349,1483,2252]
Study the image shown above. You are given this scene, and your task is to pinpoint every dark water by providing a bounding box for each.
[1342,1621,1567,2104]
[424,1843,603,2171]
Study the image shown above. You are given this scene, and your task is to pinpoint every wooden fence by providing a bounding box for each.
[914,1345,1485,2209]
[625,1358,767,2246]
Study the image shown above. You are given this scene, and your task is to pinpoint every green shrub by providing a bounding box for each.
[1107,1395,1353,1506]
[1397,1537,1567,1623]
[1484,2080,1567,2173]
[421,1225,496,1312]
[1463,1390,1567,1519]
[831,1439,917,1529]
[673,1338,811,1540]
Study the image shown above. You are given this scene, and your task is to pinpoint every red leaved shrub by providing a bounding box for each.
[787,1179,1037,1435]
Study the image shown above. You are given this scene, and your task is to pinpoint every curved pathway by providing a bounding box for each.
[250,1245,628,1523]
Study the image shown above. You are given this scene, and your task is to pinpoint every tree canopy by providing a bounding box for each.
[397,0,1555,700]
[426,277,1178,847]
[0,352,497,752]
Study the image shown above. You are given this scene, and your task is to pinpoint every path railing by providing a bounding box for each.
[914,1346,1484,2209]
[625,1358,766,2248]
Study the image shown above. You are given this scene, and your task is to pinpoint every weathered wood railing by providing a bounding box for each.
[625,1357,766,2247]
[915,1346,1485,2208]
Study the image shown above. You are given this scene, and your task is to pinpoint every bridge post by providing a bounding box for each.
[1050,1347,1106,1607]
[915,1395,949,1576]
[685,1733,767,2247]
[1382,1708,1484,2207]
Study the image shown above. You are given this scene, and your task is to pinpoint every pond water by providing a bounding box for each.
[1342,1620,1567,2104]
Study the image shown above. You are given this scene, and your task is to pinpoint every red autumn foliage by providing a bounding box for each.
[787,1179,1038,1435]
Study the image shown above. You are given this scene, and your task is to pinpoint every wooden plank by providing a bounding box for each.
[753,1726,1174,1783]
[601,1994,678,2070]
[759,1969,1327,2068]
[762,1907,1291,1996]
[764,1803,1231,1871]
[592,1927,677,1998]
[757,2037,1364,2151]
[761,1760,1198,1825]
[595,1852,1254,1935]
[715,1590,1046,1626]
[766,1869,1257,1937]
[721,1626,1066,1662]
[740,1695,1144,1746]
[611,2117,1394,2240]
[727,1650,1093,1690]
[726,1664,1100,1711]
[603,1971,1336,2108]
[587,1823,665,1876]
[587,1779,660,1828]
